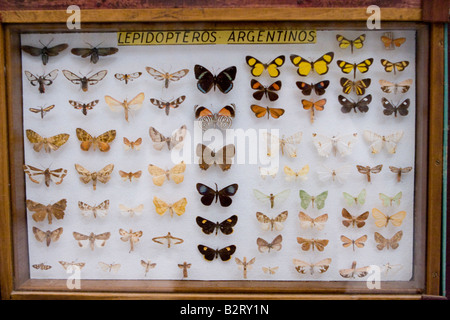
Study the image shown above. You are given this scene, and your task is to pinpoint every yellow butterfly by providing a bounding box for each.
[147,161,186,186]
[245,55,285,77]
[26,129,69,153]
[153,196,187,217]
[336,34,366,53]
[283,165,309,181]
[104,92,145,122]
[290,52,334,76]
[380,59,409,75]
[372,208,406,227]
[336,58,373,78]
[340,77,371,95]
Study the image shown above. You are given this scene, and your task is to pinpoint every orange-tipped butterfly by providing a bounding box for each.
[250,79,282,101]
[301,99,326,123]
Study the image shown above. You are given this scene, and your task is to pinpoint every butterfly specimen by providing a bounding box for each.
[153,196,187,217]
[298,212,328,230]
[312,132,358,157]
[74,163,114,190]
[24,69,58,94]
[198,245,236,261]
[114,72,142,84]
[119,228,143,253]
[340,77,371,95]
[28,105,55,119]
[150,96,186,116]
[178,262,191,278]
[141,260,157,276]
[284,165,309,182]
[341,208,369,228]
[73,231,111,250]
[71,44,118,64]
[26,129,69,153]
[340,235,368,251]
[262,266,279,275]
[372,208,406,228]
[32,227,63,247]
[299,190,328,210]
[105,92,145,122]
[26,199,67,224]
[119,204,144,217]
[301,98,326,123]
[296,80,330,96]
[256,211,288,231]
[235,257,256,279]
[148,162,186,186]
[293,258,332,275]
[336,34,365,53]
[123,137,142,151]
[290,52,334,76]
[265,131,302,157]
[194,65,237,94]
[69,100,99,116]
[336,58,373,78]
[339,261,370,278]
[380,59,409,74]
[196,183,238,207]
[363,130,404,154]
[119,170,142,182]
[253,189,290,209]
[22,40,68,65]
[75,128,116,152]
[382,98,410,117]
[78,200,109,218]
[259,166,279,179]
[245,55,285,77]
[256,234,282,253]
[149,125,187,151]
[343,189,367,206]
[250,105,285,119]
[296,237,329,252]
[380,32,406,49]
[250,79,282,101]
[317,165,351,184]
[23,164,67,187]
[32,263,52,270]
[98,262,121,273]
[356,164,383,182]
[152,232,184,248]
[62,70,107,92]
[390,166,413,182]
[379,79,413,94]
[381,262,403,276]
[338,94,372,113]
[196,215,238,235]
[58,261,86,271]
[374,231,403,250]
[196,144,235,171]
[379,191,402,207]
[194,104,235,130]
[145,67,189,88]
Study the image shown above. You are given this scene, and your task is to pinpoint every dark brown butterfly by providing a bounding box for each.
[250,79,282,101]
[356,164,383,182]
[338,94,372,113]
[150,96,186,116]
[69,100,99,116]
[71,45,118,64]
[196,144,235,171]
[381,98,410,117]
[28,105,55,119]
[114,72,142,84]
[21,40,68,65]
[197,244,236,261]
[24,70,58,94]
[196,215,238,235]
[194,65,237,94]
[196,183,238,207]
[62,70,107,92]
[296,80,330,96]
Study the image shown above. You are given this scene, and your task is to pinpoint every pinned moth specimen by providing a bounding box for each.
[149,125,187,151]
[259,166,279,179]
[76,128,116,152]
[62,70,107,92]
[379,79,412,94]
[389,166,412,182]
[28,105,55,119]
[196,183,238,207]
[250,105,285,119]
[32,263,52,270]
[298,212,328,230]
[123,137,142,151]
[150,96,186,116]
[141,260,157,276]
[301,98,326,123]
[78,200,109,218]
[336,58,373,79]
[382,98,410,117]
[299,190,328,210]
[372,208,406,227]
[363,130,404,154]
[235,257,255,279]
[343,189,366,207]
[283,165,309,182]
[26,199,67,224]
[381,263,403,276]
[178,262,191,278]
[296,237,329,252]
[69,100,99,116]
[73,231,111,250]
[338,94,371,113]
[196,215,238,235]
[146,67,189,88]
[115,72,142,84]
[293,258,332,275]
[356,164,383,182]
[23,164,67,187]
[379,191,402,207]
[74,163,114,190]
[22,40,68,65]
[264,131,302,158]
[336,34,366,53]
[339,261,370,279]
[341,208,369,228]
[340,77,371,95]
[196,143,235,171]
[119,204,144,217]
[197,245,236,261]
[98,262,121,273]
[32,227,63,247]
[119,170,142,182]
[153,197,187,217]
[58,261,86,271]
[256,234,283,253]
[152,232,184,248]
[194,104,235,130]
[380,32,406,50]
[105,92,145,122]
[340,235,368,251]
[374,231,403,250]
[312,132,358,157]
[26,129,69,153]
[119,228,143,252]
[262,266,279,275]
[317,164,351,184]
[255,211,288,231]
[71,44,118,64]
[380,59,409,74]
[253,189,290,209]
[148,162,186,186]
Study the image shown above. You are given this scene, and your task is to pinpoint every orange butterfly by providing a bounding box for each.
[340,235,367,251]
[123,137,142,151]
[250,105,285,119]
[119,170,142,182]
[301,99,326,123]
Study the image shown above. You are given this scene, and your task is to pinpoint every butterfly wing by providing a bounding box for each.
[313,52,334,75]
[168,162,186,184]
[215,66,237,94]
[148,164,169,186]
[218,184,238,207]
[194,64,215,93]
[196,183,217,206]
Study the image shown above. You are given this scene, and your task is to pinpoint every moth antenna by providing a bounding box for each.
[94,41,104,48]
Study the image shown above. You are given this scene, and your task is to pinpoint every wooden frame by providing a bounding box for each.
[0,8,445,300]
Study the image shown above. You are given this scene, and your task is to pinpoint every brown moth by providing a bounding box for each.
[341,208,369,228]
[62,70,107,92]
[23,164,68,187]
[74,163,114,190]
[389,166,412,182]
[69,100,99,116]
[28,105,55,119]
[123,137,142,151]
[149,125,187,151]
[26,198,67,224]
[178,262,191,278]
[76,128,116,152]
[235,257,256,279]
[374,231,403,250]
[339,261,370,278]
[196,143,235,171]
[26,129,69,153]
[356,164,383,182]
[32,263,52,270]
[340,235,368,251]
[141,259,157,276]
[152,232,184,248]
[119,170,142,182]
[72,231,111,250]
[105,92,145,122]
[256,234,282,253]
[78,200,109,218]
[256,211,288,231]
[58,260,86,271]
[119,228,143,253]
[145,67,189,88]
[293,258,332,275]
[98,262,121,273]
[32,227,63,247]
[296,237,329,252]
